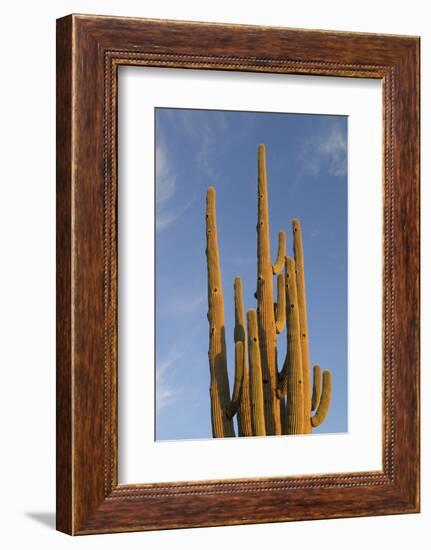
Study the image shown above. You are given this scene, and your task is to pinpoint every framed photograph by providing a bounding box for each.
[56,14,420,535]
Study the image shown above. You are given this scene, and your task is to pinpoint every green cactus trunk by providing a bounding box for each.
[205,146,333,438]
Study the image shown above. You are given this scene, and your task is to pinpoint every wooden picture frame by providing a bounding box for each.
[56,14,420,535]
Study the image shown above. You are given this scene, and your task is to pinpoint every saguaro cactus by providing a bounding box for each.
[292,219,312,433]
[278,257,304,435]
[205,145,333,437]
[227,278,253,436]
[247,309,266,436]
[205,188,235,437]
[256,144,282,436]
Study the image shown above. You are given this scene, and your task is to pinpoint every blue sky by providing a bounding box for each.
[155,107,347,440]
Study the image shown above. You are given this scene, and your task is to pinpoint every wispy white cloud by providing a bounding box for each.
[156,143,176,204]
[155,112,225,231]
[155,134,195,231]
[162,109,231,182]
[155,109,254,232]
[300,120,347,178]
[317,123,347,177]
[155,322,206,413]
[289,119,347,195]
[156,344,183,412]
[156,194,196,231]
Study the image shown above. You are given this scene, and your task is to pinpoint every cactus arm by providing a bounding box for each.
[272,231,286,275]
[311,364,322,411]
[274,273,286,334]
[234,277,246,343]
[277,257,304,434]
[247,309,266,436]
[292,218,312,434]
[233,277,253,436]
[256,144,281,435]
[205,187,235,437]
[226,341,244,419]
[311,370,332,427]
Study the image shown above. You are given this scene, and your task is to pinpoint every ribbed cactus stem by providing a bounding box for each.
[311,370,332,427]
[226,341,244,419]
[205,187,235,438]
[247,309,266,436]
[292,218,312,434]
[257,144,281,436]
[311,364,322,411]
[233,277,253,436]
[278,257,304,434]
[273,231,286,275]
[274,273,286,334]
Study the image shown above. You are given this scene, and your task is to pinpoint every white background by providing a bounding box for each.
[0,0,428,548]
[118,67,382,483]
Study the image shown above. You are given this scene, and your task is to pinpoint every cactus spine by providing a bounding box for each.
[205,145,333,438]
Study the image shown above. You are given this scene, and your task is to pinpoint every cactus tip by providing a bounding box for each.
[206,187,216,211]
[247,308,257,322]
[285,255,294,269]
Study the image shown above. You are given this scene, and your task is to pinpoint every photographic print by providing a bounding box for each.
[57,16,420,533]
[155,107,347,441]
